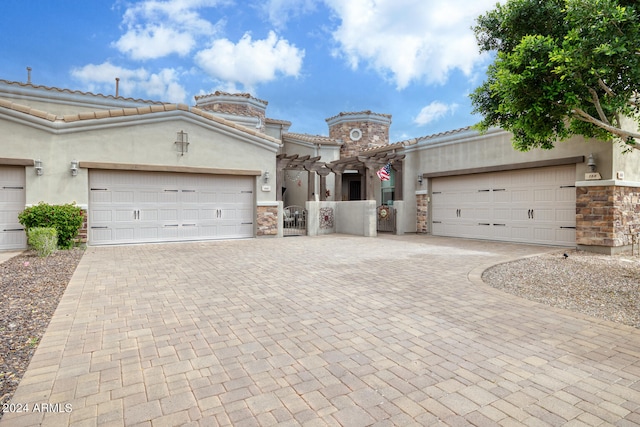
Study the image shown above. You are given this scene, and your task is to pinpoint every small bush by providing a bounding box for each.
[27,227,58,257]
[19,202,84,249]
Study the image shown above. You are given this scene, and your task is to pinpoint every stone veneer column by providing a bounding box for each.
[416,191,429,234]
[256,204,278,236]
[325,111,392,159]
[576,184,640,253]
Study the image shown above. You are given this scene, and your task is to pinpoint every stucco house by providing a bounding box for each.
[0,78,638,254]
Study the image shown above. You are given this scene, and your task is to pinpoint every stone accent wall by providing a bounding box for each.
[326,112,392,159]
[416,193,429,233]
[195,92,267,132]
[76,208,88,244]
[200,101,265,124]
[576,185,640,249]
[257,205,278,236]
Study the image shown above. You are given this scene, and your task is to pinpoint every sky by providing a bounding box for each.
[0,0,501,142]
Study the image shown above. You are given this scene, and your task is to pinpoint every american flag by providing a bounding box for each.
[377,162,391,181]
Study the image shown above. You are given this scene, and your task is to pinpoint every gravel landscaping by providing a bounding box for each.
[483,249,640,328]
[0,248,84,416]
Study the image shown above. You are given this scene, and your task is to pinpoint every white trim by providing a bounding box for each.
[405,127,507,153]
[257,201,279,207]
[0,108,282,152]
[349,128,362,141]
[0,81,159,110]
[25,203,88,210]
[576,180,640,188]
[415,190,428,195]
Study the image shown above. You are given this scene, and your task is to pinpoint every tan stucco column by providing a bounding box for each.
[308,171,315,201]
[317,167,331,201]
[394,161,403,201]
[364,163,376,200]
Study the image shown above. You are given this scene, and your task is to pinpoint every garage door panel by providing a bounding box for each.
[198,190,218,203]
[90,228,113,243]
[182,209,199,221]
[115,209,135,222]
[181,190,198,203]
[533,208,553,222]
[432,165,576,246]
[533,188,556,203]
[0,213,16,226]
[115,228,135,240]
[201,209,218,220]
[138,227,160,240]
[0,167,27,250]
[557,228,576,245]
[139,191,160,204]
[238,208,253,220]
[91,191,112,203]
[556,208,575,222]
[158,191,179,203]
[89,170,254,245]
[158,226,178,239]
[111,190,135,204]
[472,207,491,220]
[0,189,24,204]
[157,209,176,221]
[511,189,530,203]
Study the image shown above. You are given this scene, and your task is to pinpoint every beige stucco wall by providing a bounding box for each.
[400,127,623,235]
[280,140,340,207]
[0,111,279,207]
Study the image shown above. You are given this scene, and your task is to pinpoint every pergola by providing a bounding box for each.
[276,150,405,202]
[327,151,405,201]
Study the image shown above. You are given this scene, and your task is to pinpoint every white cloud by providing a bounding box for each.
[114,25,196,60]
[323,0,497,89]
[195,31,305,91]
[71,62,187,103]
[259,0,318,29]
[113,0,227,60]
[414,101,459,126]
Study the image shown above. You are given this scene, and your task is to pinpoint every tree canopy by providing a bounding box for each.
[471,0,640,151]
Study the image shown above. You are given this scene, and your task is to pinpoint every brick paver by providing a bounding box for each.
[2,234,640,426]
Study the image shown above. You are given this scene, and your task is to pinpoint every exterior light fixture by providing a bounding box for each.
[70,160,78,176]
[417,174,423,185]
[34,159,43,176]
[175,130,189,155]
[587,154,597,172]
[263,171,270,183]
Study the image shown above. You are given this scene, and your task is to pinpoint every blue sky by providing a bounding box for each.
[1,0,500,141]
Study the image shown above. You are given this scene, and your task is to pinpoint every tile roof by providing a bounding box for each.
[194,91,268,106]
[325,110,392,123]
[0,98,281,144]
[283,132,342,145]
[0,79,163,104]
[265,117,292,126]
[359,138,419,155]
[414,126,474,142]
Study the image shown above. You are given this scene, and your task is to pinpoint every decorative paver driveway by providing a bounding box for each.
[2,234,640,426]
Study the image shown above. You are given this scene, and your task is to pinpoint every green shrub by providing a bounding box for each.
[18,202,84,249]
[27,227,58,257]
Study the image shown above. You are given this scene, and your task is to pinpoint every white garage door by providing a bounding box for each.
[0,166,26,250]
[89,170,255,245]
[432,165,576,246]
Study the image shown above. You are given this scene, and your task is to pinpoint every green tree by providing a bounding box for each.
[471,0,640,151]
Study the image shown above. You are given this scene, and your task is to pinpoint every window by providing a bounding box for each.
[381,168,395,205]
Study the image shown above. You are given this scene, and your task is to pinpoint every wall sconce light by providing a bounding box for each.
[70,160,78,176]
[263,171,270,183]
[34,159,43,176]
[417,174,423,185]
[587,153,597,172]
[175,130,189,156]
